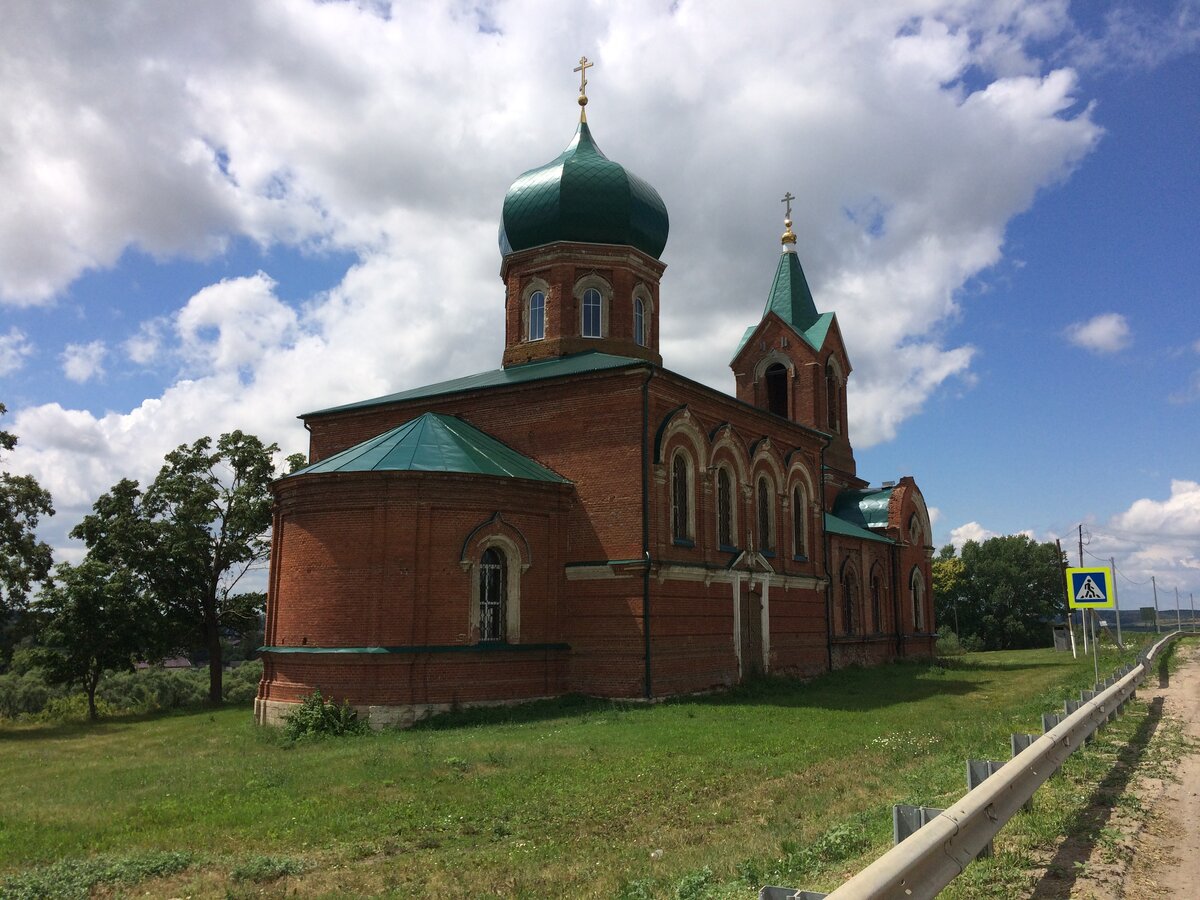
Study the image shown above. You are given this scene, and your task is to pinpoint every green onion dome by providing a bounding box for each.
[499,121,669,259]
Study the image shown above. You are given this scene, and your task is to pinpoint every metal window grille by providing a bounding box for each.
[634,298,645,346]
[672,456,689,541]
[757,479,773,552]
[792,486,805,557]
[528,291,545,341]
[717,468,733,547]
[583,288,602,338]
[479,548,506,642]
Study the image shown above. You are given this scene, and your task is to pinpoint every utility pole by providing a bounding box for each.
[1056,538,1076,658]
[1177,586,1183,632]
[1110,556,1122,647]
[1078,524,1088,652]
[1152,575,1161,634]
[1191,592,1196,634]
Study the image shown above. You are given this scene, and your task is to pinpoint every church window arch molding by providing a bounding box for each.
[869,562,886,633]
[460,515,529,644]
[574,274,612,339]
[785,458,815,562]
[825,356,845,433]
[632,284,654,347]
[715,464,737,550]
[840,558,861,636]
[755,474,777,555]
[521,278,550,343]
[910,566,926,633]
[753,351,795,419]
[670,448,697,545]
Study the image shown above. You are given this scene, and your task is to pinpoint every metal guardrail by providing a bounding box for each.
[764,630,1183,900]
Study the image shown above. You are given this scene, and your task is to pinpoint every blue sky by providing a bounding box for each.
[2,0,1198,606]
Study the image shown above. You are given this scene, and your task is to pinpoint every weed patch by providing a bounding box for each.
[0,851,192,900]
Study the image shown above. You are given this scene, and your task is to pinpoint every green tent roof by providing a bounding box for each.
[289,412,569,483]
[765,249,820,332]
[499,121,669,259]
[303,351,646,418]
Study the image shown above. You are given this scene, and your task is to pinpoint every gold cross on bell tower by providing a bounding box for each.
[574,56,594,121]
[780,191,797,248]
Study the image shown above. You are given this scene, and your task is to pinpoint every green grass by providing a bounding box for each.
[0,639,1161,898]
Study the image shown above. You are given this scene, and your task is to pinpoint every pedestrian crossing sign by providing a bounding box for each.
[1065,567,1115,609]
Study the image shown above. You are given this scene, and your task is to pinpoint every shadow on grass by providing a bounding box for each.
[1028,695,1164,900]
[408,658,1008,732]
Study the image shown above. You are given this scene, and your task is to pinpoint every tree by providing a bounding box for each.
[932,543,966,636]
[937,535,1067,651]
[1,402,55,617]
[74,431,280,702]
[32,558,156,719]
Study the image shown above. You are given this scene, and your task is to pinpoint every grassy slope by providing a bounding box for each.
[0,641,1152,898]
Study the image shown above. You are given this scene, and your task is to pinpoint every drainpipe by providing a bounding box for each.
[641,368,656,700]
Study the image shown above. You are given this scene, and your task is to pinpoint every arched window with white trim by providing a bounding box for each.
[527,290,545,341]
[479,548,507,642]
[582,288,603,338]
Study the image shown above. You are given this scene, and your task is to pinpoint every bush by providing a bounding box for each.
[283,689,369,739]
[936,625,966,656]
[97,668,207,713]
[223,659,264,703]
[0,668,67,718]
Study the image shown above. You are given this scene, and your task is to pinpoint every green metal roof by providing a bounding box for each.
[831,488,896,530]
[803,312,835,351]
[765,249,820,332]
[288,412,569,483]
[824,511,894,545]
[499,120,669,259]
[303,351,646,418]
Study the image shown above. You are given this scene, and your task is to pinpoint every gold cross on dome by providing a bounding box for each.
[574,56,594,98]
[781,191,795,219]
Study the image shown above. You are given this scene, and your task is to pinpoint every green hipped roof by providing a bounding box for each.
[831,488,896,531]
[766,249,820,331]
[731,248,834,362]
[303,351,645,418]
[824,512,894,545]
[289,412,569,483]
[499,120,669,259]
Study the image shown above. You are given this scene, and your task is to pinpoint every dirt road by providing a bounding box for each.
[1030,639,1200,899]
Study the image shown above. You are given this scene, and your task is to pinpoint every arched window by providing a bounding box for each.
[910,567,926,632]
[908,514,923,547]
[583,288,603,338]
[842,567,858,635]
[870,570,883,633]
[633,297,646,346]
[757,477,774,554]
[479,548,507,642]
[527,290,545,341]
[671,453,691,543]
[717,466,734,549]
[826,362,840,432]
[792,485,807,559]
[765,363,788,417]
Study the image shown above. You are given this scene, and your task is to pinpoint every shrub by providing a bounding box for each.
[936,625,966,656]
[230,854,306,882]
[222,659,264,703]
[0,668,67,719]
[282,689,368,739]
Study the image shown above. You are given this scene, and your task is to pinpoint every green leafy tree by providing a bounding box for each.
[932,544,966,636]
[33,558,157,719]
[941,535,1067,650]
[1,402,55,618]
[73,431,280,702]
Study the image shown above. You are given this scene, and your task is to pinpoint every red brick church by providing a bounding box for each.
[255,70,935,728]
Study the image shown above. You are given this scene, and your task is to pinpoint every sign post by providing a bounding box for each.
[1066,567,1115,685]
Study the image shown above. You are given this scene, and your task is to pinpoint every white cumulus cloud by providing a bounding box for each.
[60,341,107,383]
[0,327,33,376]
[1064,312,1132,353]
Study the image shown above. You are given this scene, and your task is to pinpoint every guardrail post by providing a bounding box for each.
[966,760,1006,856]
[1010,735,1038,810]
[893,804,945,846]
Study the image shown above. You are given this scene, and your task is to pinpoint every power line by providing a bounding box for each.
[1082,546,1153,586]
